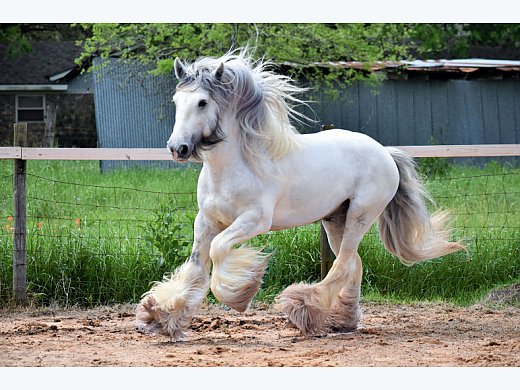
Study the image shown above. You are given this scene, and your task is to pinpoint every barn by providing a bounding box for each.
[296,59,520,147]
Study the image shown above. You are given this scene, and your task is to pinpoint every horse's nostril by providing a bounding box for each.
[177,144,190,159]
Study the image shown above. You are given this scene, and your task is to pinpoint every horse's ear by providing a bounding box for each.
[213,62,225,82]
[174,57,186,80]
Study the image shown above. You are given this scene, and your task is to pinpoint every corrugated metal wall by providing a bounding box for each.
[304,79,520,146]
[93,60,520,170]
[93,58,179,171]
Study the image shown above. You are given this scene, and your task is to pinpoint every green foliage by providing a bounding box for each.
[0,25,32,58]
[76,23,520,84]
[418,157,451,178]
[77,23,414,85]
[411,23,520,58]
[0,23,86,59]
[252,226,321,302]
[417,138,452,178]
[142,201,193,270]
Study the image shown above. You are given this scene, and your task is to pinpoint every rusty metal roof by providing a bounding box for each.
[283,59,520,74]
[399,59,520,73]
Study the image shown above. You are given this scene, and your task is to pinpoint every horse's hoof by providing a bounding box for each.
[135,295,187,341]
[275,283,327,334]
[325,320,359,334]
[325,291,362,333]
[325,313,360,334]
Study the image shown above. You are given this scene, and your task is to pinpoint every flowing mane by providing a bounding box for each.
[175,49,309,163]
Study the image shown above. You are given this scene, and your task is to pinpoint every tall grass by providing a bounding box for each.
[0,159,518,307]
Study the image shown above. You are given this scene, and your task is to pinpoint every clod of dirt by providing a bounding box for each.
[417,336,443,345]
[209,318,221,330]
[82,318,101,327]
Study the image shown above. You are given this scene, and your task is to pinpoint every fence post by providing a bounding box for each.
[13,122,27,304]
[320,223,335,280]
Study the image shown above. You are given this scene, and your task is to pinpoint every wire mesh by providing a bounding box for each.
[0,159,518,306]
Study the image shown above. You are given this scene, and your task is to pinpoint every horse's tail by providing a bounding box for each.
[378,148,465,266]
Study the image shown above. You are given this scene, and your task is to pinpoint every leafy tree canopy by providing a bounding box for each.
[77,23,411,78]
[412,23,520,59]
[75,23,520,84]
[3,23,519,82]
[0,23,86,58]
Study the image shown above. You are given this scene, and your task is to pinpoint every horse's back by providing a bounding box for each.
[300,129,389,158]
[292,129,398,180]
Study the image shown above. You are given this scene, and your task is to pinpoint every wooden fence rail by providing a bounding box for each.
[1,144,519,304]
[1,144,520,160]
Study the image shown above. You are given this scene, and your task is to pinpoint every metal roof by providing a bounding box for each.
[284,58,520,74]
[400,59,520,73]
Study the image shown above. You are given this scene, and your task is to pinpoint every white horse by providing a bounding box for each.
[136,49,464,340]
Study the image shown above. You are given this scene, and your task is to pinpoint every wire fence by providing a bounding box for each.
[0,157,519,306]
[0,160,321,305]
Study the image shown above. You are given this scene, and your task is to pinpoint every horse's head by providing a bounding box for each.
[167,58,226,162]
[167,49,307,167]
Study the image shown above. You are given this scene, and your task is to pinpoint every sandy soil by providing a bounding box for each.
[0,301,518,367]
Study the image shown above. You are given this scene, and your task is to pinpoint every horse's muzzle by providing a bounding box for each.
[168,143,192,162]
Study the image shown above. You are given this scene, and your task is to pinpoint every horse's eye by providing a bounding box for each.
[198,100,207,108]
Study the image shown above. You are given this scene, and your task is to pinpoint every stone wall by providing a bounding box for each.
[0,94,15,146]
[0,92,97,147]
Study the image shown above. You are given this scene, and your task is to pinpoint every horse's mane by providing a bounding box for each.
[176,49,311,165]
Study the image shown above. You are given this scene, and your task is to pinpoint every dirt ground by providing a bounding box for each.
[0,300,519,367]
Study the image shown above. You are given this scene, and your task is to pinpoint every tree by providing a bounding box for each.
[77,23,520,85]
[411,24,520,59]
[76,23,415,83]
[0,23,86,58]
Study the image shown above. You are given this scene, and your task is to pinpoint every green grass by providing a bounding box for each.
[0,159,519,307]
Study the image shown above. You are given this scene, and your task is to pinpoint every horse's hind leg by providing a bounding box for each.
[321,201,362,332]
[277,198,383,334]
[325,252,362,332]
[136,212,218,341]
[321,200,348,255]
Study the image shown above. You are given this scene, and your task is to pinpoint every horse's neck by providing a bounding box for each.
[203,117,244,173]
[202,115,275,183]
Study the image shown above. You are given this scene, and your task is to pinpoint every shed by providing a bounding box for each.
[286,59,520,145]
[0,41,96,147]
[92,57,178,171]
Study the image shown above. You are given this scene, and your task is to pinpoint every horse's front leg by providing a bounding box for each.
[136,212,219,341]
[209,208,272,312]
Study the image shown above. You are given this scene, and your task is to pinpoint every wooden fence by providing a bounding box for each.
[1,142,519,304]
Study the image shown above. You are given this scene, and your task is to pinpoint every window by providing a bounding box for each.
[16,95,45,122]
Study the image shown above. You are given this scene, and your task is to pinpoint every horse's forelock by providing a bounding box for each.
[177,61,232,105]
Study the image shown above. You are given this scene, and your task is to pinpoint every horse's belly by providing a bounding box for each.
[271,174,354,230]
[271,203,343,230]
